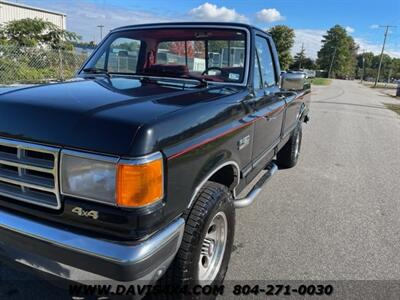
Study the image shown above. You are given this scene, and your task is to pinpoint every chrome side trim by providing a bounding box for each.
[0,208,184,264]
[187,161,240,209]
[234,162,277,208]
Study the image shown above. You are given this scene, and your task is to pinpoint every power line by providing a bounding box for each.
[373,25,397,87]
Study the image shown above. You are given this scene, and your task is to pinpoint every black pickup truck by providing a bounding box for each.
[0,22,310,289]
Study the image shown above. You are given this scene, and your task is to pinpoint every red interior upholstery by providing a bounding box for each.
[201,74,224,82]
[143,64,243,82]
[144,64,189,77]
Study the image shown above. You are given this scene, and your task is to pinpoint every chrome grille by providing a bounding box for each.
[0,138,61,209]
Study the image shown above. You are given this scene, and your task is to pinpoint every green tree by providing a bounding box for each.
[72,41,97,49]
[302,58,317,70]
[317,25,358,78]
[357,52,374,69]
[356,52,398,82]
[356,52,375,80]
[0,18,79,49]
[379,54,394,82]
[267,25,295,70]
[118,41,140,52]
[392,58,400,80]
[290,46,316,70]
[291,57,316,70]
[0,26,7,45]
[293,47,306,69]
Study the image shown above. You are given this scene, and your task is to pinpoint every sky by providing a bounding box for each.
[16,0,400,58]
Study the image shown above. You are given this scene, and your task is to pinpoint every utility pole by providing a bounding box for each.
[97,25,104,42]
[328,46,337,79]
[373,25,397,87]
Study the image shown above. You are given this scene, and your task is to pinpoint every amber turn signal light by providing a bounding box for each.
[116,157,163,207]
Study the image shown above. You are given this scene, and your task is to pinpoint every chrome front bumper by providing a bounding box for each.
[0,209,184,283]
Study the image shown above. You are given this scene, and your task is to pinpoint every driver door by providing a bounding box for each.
[250,35,286,171]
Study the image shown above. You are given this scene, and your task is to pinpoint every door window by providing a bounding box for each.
[253,51,263,89]
[255,36,276,87]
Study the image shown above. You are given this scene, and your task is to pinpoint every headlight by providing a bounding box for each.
[60,150,164,207]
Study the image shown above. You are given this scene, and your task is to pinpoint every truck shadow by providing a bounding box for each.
[312,101,389,111]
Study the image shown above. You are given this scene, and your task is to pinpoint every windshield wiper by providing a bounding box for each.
[138,74,208,88]
[181,75,208,87]
[82,67,110,78]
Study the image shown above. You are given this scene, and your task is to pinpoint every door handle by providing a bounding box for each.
[262,115,272,121]
[277,95,286,100]
[264,109,283,121]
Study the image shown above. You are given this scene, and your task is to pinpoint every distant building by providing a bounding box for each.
[0,1,66,29]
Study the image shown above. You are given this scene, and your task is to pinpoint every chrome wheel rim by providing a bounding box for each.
[198,211,227,282]
[294,132,300,158]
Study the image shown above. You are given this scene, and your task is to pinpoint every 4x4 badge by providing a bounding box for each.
[238,135,251,150]
[71,207,99,220]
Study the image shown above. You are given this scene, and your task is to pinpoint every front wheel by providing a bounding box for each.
[163,182,235,290]
[277,123,302,169]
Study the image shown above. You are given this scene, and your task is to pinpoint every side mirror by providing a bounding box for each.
[281,72,310,91]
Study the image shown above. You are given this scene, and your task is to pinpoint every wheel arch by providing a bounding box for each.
[187,160,240,209]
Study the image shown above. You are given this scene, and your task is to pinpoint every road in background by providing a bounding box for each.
[1,80,400,299]
[227,80,400,280]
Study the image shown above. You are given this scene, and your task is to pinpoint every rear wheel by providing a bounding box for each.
[161,182,235,297]
[277,123,302,169]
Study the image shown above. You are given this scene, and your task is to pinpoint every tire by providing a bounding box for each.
[277,123,302,169]
[160,182,235,298]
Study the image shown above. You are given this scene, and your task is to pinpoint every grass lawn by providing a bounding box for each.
[311,78,332,86]
[384,103,400,115]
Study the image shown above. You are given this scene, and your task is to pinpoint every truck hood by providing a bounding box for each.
[0,77,226,155]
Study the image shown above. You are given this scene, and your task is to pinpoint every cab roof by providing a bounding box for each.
[111,22,269,36]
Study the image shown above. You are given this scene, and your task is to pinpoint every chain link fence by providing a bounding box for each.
[0,45,90,85]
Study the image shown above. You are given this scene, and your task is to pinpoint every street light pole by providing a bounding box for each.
[373,25,396,87]
[97,25,104,43]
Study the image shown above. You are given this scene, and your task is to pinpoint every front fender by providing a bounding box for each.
[187,151,240,208]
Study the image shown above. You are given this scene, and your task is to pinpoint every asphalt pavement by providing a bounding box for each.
[1,80,400,299]
[226,80,400,286]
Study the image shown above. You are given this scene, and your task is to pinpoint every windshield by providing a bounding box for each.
[82,27,248,84]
